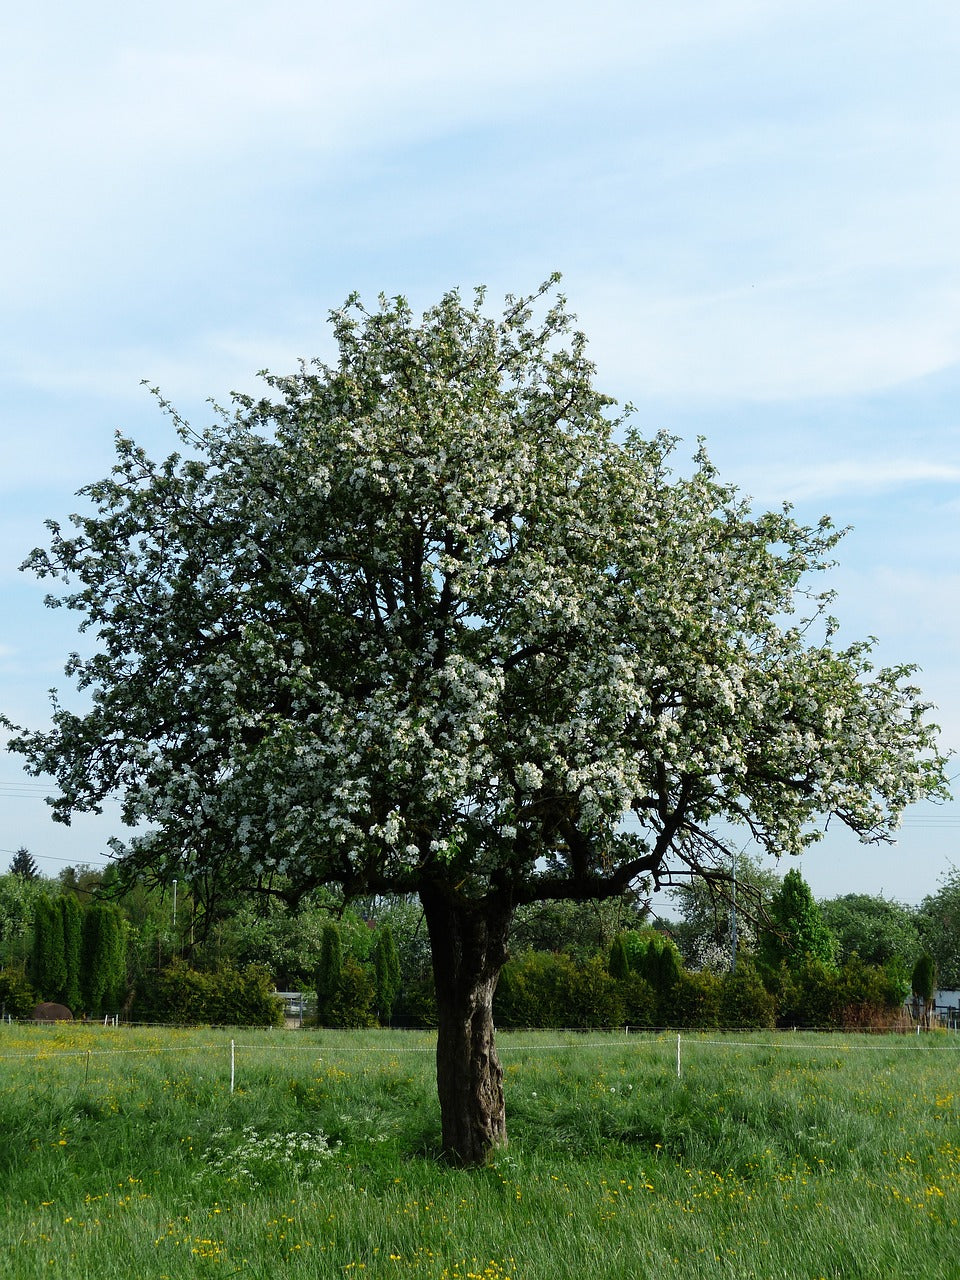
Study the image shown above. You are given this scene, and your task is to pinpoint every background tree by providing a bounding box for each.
[373,923,401,1025]
[759,869,837,973]
[818,893,920,969]
[911,952,936,1026]
[60,893,83,1012]
[509,895,648,961]
[608,933,631,982]
[9,848,39,880]
[916,868,960,989]
[620,927,683,1023]
[315,922,343,1025]
[818,891,920,999]
[82,901,127,1016]
[4,282,946,1164]
[666,851,782,971]
[0,872,44,969]
[31,894,66,1001]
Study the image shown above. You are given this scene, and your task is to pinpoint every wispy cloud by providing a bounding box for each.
[736,457,960,504]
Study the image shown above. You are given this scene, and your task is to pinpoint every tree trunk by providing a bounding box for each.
[420,884,512,1166]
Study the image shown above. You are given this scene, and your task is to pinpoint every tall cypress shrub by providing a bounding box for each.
[82,902,127,1016]
[31,896,66,1001]
[60,894,83,1012]
[608,933,630,981]
[373,924,401,1025]
[315,922,343,1024]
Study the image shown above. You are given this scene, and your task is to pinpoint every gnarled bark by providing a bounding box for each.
[420,884,512,1166]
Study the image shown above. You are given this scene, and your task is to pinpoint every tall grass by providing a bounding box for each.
[2,1023,959,1278]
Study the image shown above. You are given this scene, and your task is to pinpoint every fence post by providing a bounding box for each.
[230,1039,235,1094]
[677,1033,681,1079]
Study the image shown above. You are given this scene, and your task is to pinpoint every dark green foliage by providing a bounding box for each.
[133,962,283,1025]
[911,953,935,1004]
[917,868,960,988]
[0,966,36,1018]
[323,955,376,1028]
[495,951,582,1028]
[509,896,648,960]
[0,873,39,969]
[769,953,903,1029]
[619,971,658,1027]
[373,924,401,1024]
[496,951,575,1028]
[834,955,904,1028]
[9,847,39,880]
[496,950,654,1029]
[620,927,683,1022]
[718,961,776,1029]
[669,970,723,1028]
[621,928,682,987]
[59,893,83,1012]
[30,894,66,1001]
[759,869,837,972]
[818,893,920,969]
[393,968,438,1028]
[770,958,839,1028]
[315,923,343,1025]
[363,895,435,1027]
[818,894,918,1006]
[82,901,127,1015]
[566,954,628,1028]
[608,933,630,981]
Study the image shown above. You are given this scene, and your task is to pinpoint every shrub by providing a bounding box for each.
[669,970,722,1029]
[82,901,127,1016]
[373,923,401,1024]
[768,954,902,1030]
[498,949,658,1030]
[608,934,630,981]
[771,958,838,1028]
[566,954,626,1028]
[393,968,437,1028]
[719,962,776,1029]
[321,955,376,1028]
[618,971,658,1028]
[132,963,283,1026]
[30,895,65,1001]
[0,966,37,1020]
[496,951,578,1028]
[835,954,905,1030]
[315,923,343,1023]
[620,928,683,1022]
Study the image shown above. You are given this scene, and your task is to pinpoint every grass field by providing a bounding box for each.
[2,1023,959,1278]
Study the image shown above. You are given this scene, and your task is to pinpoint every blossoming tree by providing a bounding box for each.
[5,280,946,1163]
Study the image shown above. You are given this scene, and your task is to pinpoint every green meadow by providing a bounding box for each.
[2,1023,959,1279]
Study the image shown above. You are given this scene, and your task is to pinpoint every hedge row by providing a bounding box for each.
[495,950,776,1029]
[130,962,284,1026]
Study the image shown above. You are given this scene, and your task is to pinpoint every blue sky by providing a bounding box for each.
[2,1,959,906]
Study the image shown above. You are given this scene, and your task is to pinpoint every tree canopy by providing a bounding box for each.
[9,847,39,880]
[3,278,947,1162]
[759,868,837,972]
[818,892,921,970]
[917,867,960,989]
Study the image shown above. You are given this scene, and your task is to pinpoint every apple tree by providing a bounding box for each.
[4,279,947,1163]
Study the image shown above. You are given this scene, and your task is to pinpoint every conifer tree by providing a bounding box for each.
[315,923,342,1024]
[60,894,83,1011]
[373,923,401,1025]
[31,895,66,1001]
